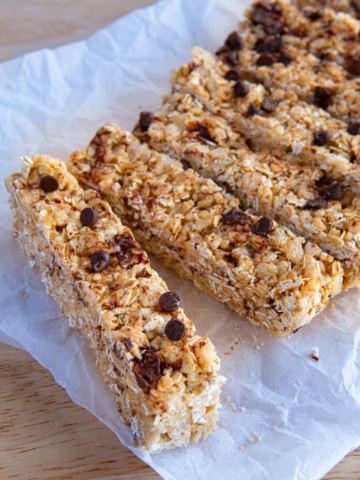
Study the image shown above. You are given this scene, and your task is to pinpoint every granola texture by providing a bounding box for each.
[5,156,224,453]
[217,0,360,122]
[69,123,344,336]
[169,47,360,168]
[293,0,360,20]
[135,79,360,288]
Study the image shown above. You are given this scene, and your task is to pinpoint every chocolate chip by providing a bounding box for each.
[216,45,229,56]
[252,216,273,236]
[159,291,181,312]
[165,319,186,341]
[313,130,331,146]
[133,348,164,393]
[321,182,345,201]
[90,250,110,272]
[80,207,99,227]
[351,0,360,12]
[224,69,240,81]
[348,122,360,135]
[138,111,154,132]
[252,2,284,35]
[39,175,59,193]
[313,86,332,110]
[315,176,331,188]
[344,55,360,76]
[254,35,282,53]
[195,124,215,142]
[278,51,292,65]
[223,50,240,66]
[304,198,329,210]
[304,8,322,21]
[114,233,148,268]
[225,31,243,50]
[234,80,249,97]
[247,103,263,116]
[261,96,278,112]
[125,338,133,351]
[222,208,252,225]
[257,53,275,66]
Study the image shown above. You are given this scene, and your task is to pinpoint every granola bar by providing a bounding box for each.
[169,47,360,167]
[134,86,360,289]
[217,0,360,121]
[69,122,344,336]
[5,155,224,453]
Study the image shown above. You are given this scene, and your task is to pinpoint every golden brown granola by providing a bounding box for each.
[133,71,360,288]
[69,123,344,336]
[216,0,360,121]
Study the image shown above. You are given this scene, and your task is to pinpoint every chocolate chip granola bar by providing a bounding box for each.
[168,47,360,167]
[134,82,360,288]
[5,155,224,452]
[217,0,360,122]
[69,123,344,336]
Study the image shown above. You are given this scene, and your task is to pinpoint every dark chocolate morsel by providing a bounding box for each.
[225,31,243,50]
[313,86,332,110]
[304,198,329,210]
[348,122,360,136]
[261,96,278,113]
[304,8,322,21]
[257,53,275,66]
[90,250,110,272]
[138,111,154,132]
[39,175,59,193]
[216,45,229,56]
[223,50,240,66]
[344,55,360,76]
[80,207,99,227]
[165,319,186,341]
[351,0,360,12]
[278,51,292,65]
[234,80,250,97]
[254,35,282,54]
[195,124,215,142]
[225,69,240,81]
[222,208,252,225]
[114,233,149,268]
[251,216,273,236]
[321,182,345,201]
[159,291,181,312]
[252,2,284,35]
[247,103,263,116]
[313,130,331,147]
[133,348,164,393]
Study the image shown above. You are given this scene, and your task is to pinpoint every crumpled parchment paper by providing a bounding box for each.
[1,1,360,479]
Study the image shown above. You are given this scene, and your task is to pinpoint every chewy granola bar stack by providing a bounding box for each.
[134,64,360,288]
[69,122,344,336]
[5,156,224,452]
[6,0,360,454]
[133,0,360,290]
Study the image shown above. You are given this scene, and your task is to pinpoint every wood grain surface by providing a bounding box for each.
[1,1,359,479]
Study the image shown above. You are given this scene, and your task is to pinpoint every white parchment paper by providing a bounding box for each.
[1,1,360,479]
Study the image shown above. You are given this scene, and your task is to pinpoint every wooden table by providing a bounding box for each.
[1,1,359,479]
